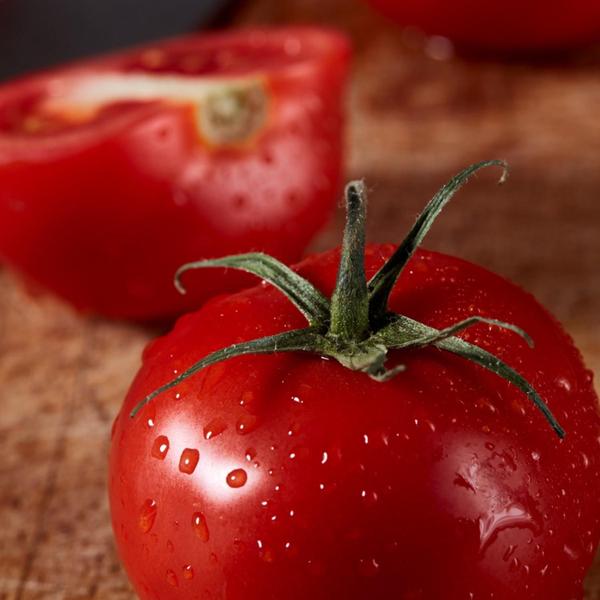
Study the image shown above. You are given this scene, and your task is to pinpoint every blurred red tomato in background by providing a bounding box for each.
[367,0,600,53]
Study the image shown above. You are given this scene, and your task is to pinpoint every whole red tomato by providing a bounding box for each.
[367,0,600,53]
[0,27,349,319]
[110,163,599,598]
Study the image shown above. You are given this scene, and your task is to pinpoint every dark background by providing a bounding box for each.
[0,0,232,80]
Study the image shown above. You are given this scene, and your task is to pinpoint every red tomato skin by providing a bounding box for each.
[367,0,600,53]
[0,28,350,319]
[110,246,600,599]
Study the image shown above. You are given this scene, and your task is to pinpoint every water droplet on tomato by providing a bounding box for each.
[227,468,248,488]
[362,489,379,506]
[479,504,540,553]
[138,499,157,533]
[453,473,475,493]
[245,447,257,461]
[581,452,590,469]
[236,414,258,434]
[167,539,174,552]
[151,435,169,460]
[240,390,257,412]
[203,418,227,440]
[166,569,178,587]
[179,448,200,474]
[146,405,156,429]
[563,544,579,560]
[182,564,194,580]
[509,557,521,572]
[531,451,541,462]
[556,377,572,392]
[257,540,274,562]
[358,557,380,577]
[192,512,209,542]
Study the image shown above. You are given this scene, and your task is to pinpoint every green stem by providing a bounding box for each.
[329,180,370,340]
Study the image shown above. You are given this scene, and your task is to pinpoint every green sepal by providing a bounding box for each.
[368,160,508,323]
[129,327,326,418]
[377,315,534,350]
[377,315,564,438]
[174,253,330,327]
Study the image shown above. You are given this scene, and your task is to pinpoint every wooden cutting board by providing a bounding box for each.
[1,0,599,597]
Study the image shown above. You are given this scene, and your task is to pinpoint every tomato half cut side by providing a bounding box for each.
[0,27,350,319]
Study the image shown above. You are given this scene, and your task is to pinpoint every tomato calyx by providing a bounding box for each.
[131,160,565,438]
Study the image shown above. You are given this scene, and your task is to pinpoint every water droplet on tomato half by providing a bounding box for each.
[182,564,194,580]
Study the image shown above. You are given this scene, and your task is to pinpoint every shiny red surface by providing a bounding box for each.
[0,27,350,319]
[368,0,600,53]
[110,245,600,598]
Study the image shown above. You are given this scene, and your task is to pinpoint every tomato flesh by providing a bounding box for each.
[110,246,600,599]
[0,27,350,319]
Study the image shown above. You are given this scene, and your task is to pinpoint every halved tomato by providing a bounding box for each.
[0,27,350,319]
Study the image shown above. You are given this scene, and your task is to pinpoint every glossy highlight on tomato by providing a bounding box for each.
[110,239,600,598]
[0,27,350,319]
[367,0,600,53]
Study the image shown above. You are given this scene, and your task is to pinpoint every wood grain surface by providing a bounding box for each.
[1,0,599,597]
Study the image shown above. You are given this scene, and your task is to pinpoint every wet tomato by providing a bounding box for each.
[367,0,600,53]
[0,27,350,319]
[109,164,599,598]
